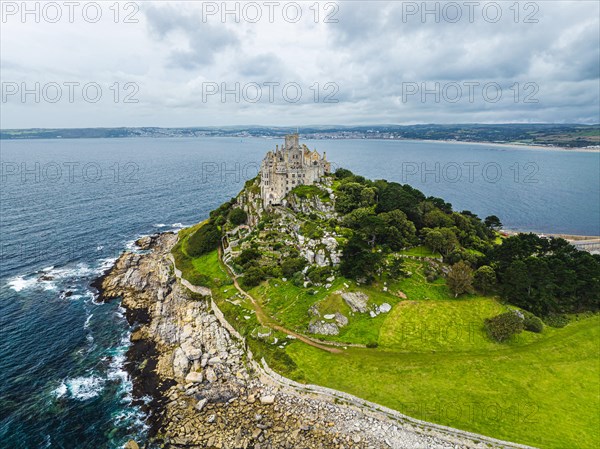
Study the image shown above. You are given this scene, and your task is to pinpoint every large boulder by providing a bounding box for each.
[341,292,369,313]
[172,347,190,379]
[334,312,349,326]
[180,339,203,361]
[308,320,339,335]
[315,249,328,267]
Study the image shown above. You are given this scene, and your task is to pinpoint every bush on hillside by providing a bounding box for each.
[543,313,569,328]
[241,266,266,288]
[186,222,221,257]
[485,311,524,342]
[523,312,544,333]
[281,257,307,278]
[228,208,248,226]
[446,261,474,298]
[235,248,262,268]
[307,266,332,284]
[473,265,497,295]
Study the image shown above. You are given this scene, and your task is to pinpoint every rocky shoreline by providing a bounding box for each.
[96,232,534,449]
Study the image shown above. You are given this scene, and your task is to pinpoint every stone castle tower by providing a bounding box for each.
[260,134,330,208]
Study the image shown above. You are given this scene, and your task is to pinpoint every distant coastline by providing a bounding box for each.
[1,123,598,150]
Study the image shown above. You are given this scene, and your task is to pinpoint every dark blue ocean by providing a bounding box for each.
[0,137,598,448]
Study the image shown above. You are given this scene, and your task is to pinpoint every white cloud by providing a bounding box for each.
[0,0,598,128]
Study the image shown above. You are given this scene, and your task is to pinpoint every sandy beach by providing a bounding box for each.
[426,139,600,153]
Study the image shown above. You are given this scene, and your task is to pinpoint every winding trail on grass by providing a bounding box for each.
[217,248,343,354]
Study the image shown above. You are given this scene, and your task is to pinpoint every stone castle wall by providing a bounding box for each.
[260,134,330,208]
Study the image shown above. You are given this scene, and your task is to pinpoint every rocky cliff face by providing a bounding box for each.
[287,189,336,218]
[98,233,516,449]
[237,179,263,227]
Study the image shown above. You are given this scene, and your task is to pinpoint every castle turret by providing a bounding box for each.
[284,133,299,150]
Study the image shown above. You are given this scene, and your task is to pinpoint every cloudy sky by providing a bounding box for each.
[1,0,599,128]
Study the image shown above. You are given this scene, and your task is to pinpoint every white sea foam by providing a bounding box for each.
[52,382,68,398]
[154,223,167,228]
[7,276,37,292]
[45,263,95,280]
[107,335,133,401]
[97,257,117,272]
[84,313,93,329]
[96,245,104,251]
[54,376,105,401]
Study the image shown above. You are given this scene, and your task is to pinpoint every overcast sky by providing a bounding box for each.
[1,0,599,128]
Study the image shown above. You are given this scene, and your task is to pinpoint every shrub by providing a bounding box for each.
[424,265,439,282]
[235,248,262,269]
[366,341,379,348]
[291,272,305,287]
[281,257,307,278]
[485,311,524,342]
[263,264,282,279]
[300,221,324,239]
[544,313,569,328]
[335,168,354,179]
[523,313,544,333]
[307,266,331,284]
[228,208,248,226]
[241,266,266,288]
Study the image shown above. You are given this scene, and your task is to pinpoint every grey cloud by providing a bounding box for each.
[143,4,240,69]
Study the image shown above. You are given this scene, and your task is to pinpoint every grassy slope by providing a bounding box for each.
[284,315,599,449]
[248,258,600,448]
[173,224,600,449]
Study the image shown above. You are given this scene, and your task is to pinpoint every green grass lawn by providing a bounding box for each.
[398,245,441,258]
[190,251,229,286]
[284,315,600,449]
[379,297,522,352]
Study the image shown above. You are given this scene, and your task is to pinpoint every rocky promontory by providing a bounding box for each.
[98,232,532,449]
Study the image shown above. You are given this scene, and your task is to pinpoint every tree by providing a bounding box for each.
[446,260,474,298]
[387,256,407,279]
[422,227,458,257]
[228,208,248,226]
[376,182,425,216]
[235,248,262,268]
[335,167,354,179]
[335,182,376,214]
[379,209,417,249]
[473,265,497,294]
[423,209,454,228]
[340,234,383,282]
[484,215,503,230]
